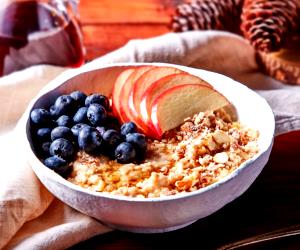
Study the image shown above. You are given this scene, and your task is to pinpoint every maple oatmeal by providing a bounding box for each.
[68,109,259,198]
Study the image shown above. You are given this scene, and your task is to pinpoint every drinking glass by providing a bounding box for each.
[0,0,85,76]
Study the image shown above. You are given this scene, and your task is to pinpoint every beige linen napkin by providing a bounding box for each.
[1,31,300,249]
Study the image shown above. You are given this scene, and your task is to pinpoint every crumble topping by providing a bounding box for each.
[68,110,259,198]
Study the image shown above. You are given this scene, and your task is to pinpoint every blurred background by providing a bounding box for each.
[79,0,178,60]
[0,0,177,75]
[1,0,299,84]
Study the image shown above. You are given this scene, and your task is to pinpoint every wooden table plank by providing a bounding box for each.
[82,24,170,60]
[79,0,178,24]
[79,0,179,59]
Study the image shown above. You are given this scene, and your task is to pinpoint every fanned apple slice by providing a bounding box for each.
[140,73,212,127]
[151,84,231,139]
[112,68,135,119]
[119,66,154,124]
[128,66,183,121]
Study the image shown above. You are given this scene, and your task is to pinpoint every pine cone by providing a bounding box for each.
[257,35,300,85]
[171,0,244,34]
[241,0,299,53]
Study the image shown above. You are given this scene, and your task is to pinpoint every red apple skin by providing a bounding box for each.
[112,68,135,120]
[118,66,154,125]
[129,67,183,121]
[151,84,230,139]
[140,73,212,129]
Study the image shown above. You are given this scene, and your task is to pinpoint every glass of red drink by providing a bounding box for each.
[0,0,85,76]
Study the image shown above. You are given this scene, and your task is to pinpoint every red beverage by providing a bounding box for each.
[0,0,85,76]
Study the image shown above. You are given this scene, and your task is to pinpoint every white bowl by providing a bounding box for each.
[23,63,275,233]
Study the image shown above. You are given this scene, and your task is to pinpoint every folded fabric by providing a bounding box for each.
[1,31,300,249]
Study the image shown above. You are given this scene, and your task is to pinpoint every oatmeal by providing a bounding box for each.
[68,110,259,198]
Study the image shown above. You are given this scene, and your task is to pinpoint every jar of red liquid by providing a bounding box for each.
[0,0,85,76]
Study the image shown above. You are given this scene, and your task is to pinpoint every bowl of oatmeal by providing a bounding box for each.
[24,63,275,233]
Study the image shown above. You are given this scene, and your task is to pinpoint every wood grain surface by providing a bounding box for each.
[71,1,300,249]
[79,0,179,61]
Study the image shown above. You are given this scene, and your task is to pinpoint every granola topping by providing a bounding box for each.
[68,110,259,198]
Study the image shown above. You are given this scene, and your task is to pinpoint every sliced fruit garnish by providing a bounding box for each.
[112,68,135,119]
[128,66,183,121]
[119,66,154,124]
[151,84,231,139]
[140,73,212,128]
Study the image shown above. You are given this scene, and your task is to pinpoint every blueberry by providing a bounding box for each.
[57,115,72,127]
[87,103,107,126]
[50,105,57,117]
[36,128,52,141]
[85,94,109,110]
[49,138,75,159]
[70,90,87,107]
[30,108,51,125]
[115,142,136,163]
[96,126,106,136]
[73,107,88,123]
[78,126,102,154]
[51,126,74,141]
[125,133,147,150]
[102,129,122,147]
[51,95,76,117]
[71,123,90,138]
[44,156,70,176]
[120,122,137,136]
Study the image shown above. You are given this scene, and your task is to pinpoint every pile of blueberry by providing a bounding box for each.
[30,90,147,176]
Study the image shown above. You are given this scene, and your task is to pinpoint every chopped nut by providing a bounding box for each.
[175,178,192,190]
[197,145,207,156]
[206,136,218,151]
[213,152,229,164]
[213,130,230,145]
[95,179,106,192]
[194,112,205,124]
[88,175,99,185]
[180,121,194,133]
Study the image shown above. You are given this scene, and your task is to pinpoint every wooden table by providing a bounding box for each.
[71,1,300,248]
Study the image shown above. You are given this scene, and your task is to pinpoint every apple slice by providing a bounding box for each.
[118,66,154,124]
[140,73,212,128]
[112,68,135,119]
[151,84,231,139]
[128,66,183,121]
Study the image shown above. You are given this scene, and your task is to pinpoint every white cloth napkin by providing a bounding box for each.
[1,31,300,249]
